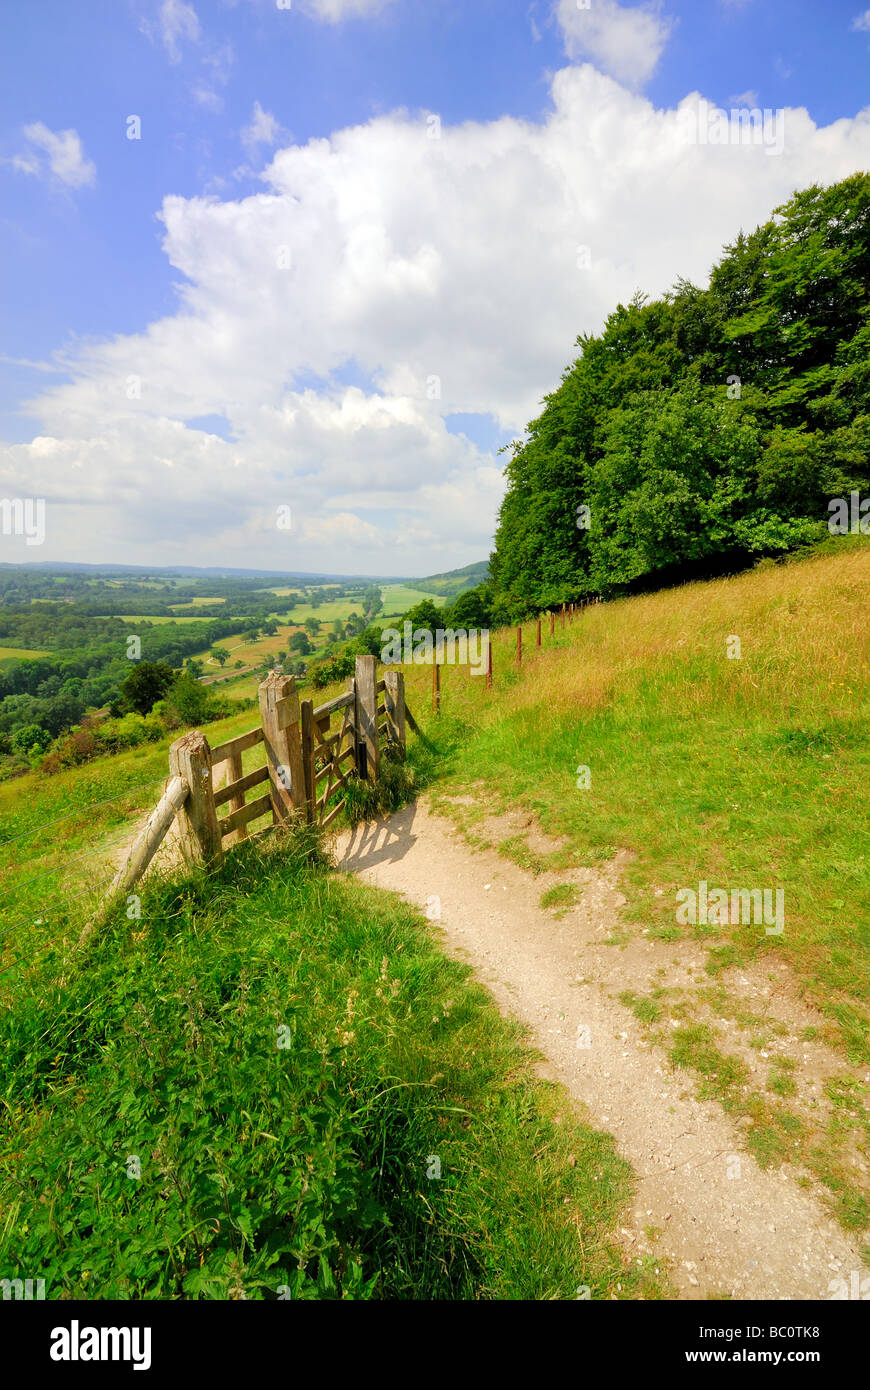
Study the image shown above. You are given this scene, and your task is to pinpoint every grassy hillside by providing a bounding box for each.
[393,538,870,1231]
[412,561,489,599]
[0,705,660,1300]
[4,537,868,1293]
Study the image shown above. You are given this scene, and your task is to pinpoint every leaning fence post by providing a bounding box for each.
[354,654,379,780]
[384,669,406,754]
[258,673,306,824]
[168,730,223,870]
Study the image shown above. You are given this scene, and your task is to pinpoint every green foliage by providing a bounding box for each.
[0,832,651,1300]
[166,669,217,724]
[10,723,52,757]
[120,661,176,716]
[341,745,420,826]
[490,174,870,612]
[400,598,443,632]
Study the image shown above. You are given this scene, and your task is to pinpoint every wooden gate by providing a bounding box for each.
[301,689,357,829]
[97,657,409,922]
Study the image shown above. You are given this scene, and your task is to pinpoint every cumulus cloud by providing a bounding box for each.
[11,123,96,190]
[852,10,870,33]
[555,0,675,87]
[6,63,870,569]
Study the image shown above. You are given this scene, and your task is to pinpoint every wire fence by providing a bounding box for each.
[1,777,169,944]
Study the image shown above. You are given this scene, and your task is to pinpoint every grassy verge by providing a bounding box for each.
[399,541,870,1064]
[0,830,662,1300]
[387,541,870,1234]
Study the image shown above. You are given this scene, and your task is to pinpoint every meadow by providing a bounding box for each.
[0,705,659,1300]
[0,645,49,660]
[3,540,868,1292]
[389,538,870,1231]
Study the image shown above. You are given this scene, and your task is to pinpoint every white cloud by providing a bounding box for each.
[555,0,674,87]
[6,65,870,570]
[12,123,96,190]
[852,10,870,33]
[158,0,201,62]
[728,89,759,108]
[242,101,282,156]
[300,0,396,22]
[193,40,234,109]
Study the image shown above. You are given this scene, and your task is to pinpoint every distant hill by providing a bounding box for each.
[0,562,406,582]
[412,561,489,599]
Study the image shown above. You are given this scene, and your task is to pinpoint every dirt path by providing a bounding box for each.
[333,797,868,1300]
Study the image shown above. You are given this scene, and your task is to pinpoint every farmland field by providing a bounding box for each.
[379,584,447,615]
[0,645,50,660]
[95,615,214,625]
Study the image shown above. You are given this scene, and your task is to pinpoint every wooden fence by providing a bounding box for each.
[96,605,599,919]
[105,655,410,910]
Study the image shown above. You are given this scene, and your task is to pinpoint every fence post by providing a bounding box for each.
[218,748,247,844]
[536,617,541,649]
[354,654,379,780]
[516,625,522,664]
[300,698,315,823]
[561,603,566,629]
[168,730,222,870]
[486,633,493,689]
[550,611,555,636]
[258,673,306,824]
[384,669,406,755]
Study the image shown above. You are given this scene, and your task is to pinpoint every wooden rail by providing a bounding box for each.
[81,607,605,946]
[78,656,415,949]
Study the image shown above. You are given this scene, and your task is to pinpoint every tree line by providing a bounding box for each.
[485,173,870,615]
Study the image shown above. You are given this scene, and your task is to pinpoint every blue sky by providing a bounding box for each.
[1,0,869,572]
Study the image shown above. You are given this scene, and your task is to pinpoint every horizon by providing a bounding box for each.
[0,557,488,582]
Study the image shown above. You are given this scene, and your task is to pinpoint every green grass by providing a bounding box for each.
[401,543,870,1067]
[540,883,582,912]
[94,614,219,624]
[0,701,262,960]
[0,645,49,660]
[169,597,226,609]
[0,830,662,1300]
[379,584,448,616]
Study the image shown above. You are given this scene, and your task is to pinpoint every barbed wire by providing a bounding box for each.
[9,824,150,897]
[0,776,168,850]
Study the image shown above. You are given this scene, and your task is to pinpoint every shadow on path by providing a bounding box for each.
[333,799,421,873]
